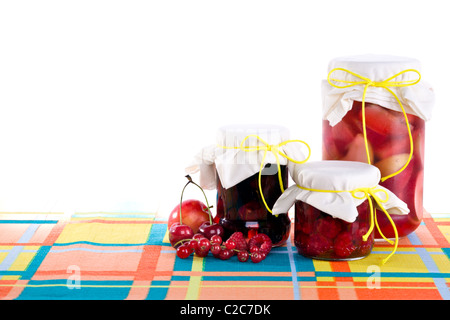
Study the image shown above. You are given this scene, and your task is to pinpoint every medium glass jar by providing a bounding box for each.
[213,124,295,247]
[186,124,310,247]
[321,55,435,238]
[294,200,373,260]
[215,164,291,246]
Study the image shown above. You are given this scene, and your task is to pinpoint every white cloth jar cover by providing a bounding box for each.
[185,124,310,190]
[322,54,435,126]
[272,160,409,223]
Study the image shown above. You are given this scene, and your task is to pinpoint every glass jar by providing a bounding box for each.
[272,161,410,262]
[186,124,310,247]
[294,200,373,260]
[323,101,425,238]
[321,55,435,239]
[215,164,291,246]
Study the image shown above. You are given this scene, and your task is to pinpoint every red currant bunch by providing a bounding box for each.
[173,231,272,264]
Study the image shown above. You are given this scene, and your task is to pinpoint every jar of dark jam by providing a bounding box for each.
[186,124,310,247]
[213,124,297,247]
[215,163,291,246]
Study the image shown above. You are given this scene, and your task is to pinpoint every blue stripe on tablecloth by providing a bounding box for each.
[286,236,300,300]
[0,224,40,271]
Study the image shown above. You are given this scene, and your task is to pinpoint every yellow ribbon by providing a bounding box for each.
[219,134,311,213]
[327,68,421,182]
[297,184,398,264]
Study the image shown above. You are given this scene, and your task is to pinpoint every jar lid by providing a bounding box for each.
[290,160,380,192]
[273,160,409,223]
[322,54,435,126]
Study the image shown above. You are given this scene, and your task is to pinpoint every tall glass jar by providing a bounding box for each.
[321,55,435,238]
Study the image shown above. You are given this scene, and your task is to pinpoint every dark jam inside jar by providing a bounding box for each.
[294,200,373,260]
[322,101,425,238]
[215,164,291,247]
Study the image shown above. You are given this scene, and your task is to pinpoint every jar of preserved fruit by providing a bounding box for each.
[321,54,435,238]
[186,124,310,246]
[272,161,409,263]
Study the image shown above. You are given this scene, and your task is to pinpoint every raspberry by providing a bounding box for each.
[304,234,332,257]
[316,215,342,239]
[248,233,272,256]
[334,231,356,258]
[227,232,248,252]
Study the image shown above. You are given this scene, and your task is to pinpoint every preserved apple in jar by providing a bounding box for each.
[321,54,434,239]
[323,101,425,238]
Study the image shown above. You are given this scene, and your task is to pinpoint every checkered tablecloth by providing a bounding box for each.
[0,210,449,300]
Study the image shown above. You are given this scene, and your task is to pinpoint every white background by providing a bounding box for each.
[0,0,449,219]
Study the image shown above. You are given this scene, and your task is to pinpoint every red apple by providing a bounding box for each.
[168,199,210,234]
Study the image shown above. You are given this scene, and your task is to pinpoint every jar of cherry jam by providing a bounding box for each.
[321,55,435,238]
[186,124,310,247]
[272,161,409,261]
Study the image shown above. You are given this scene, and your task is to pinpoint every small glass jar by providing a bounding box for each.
[321,55,435,239]
[272,161,409,262]
[294,199,373,260]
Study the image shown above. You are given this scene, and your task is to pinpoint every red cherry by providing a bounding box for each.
[193,233,206,240]
[169,223,194,248]
[198,221,224,240]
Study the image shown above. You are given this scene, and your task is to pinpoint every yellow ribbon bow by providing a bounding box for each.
[220,134,311,213]
[297,184,398,264]
[327,68,421,182]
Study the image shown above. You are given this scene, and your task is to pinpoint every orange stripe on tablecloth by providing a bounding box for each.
[197,281,295,300]
[0,280,28,300]
[41,220,67,246]
[134,245,162,281]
